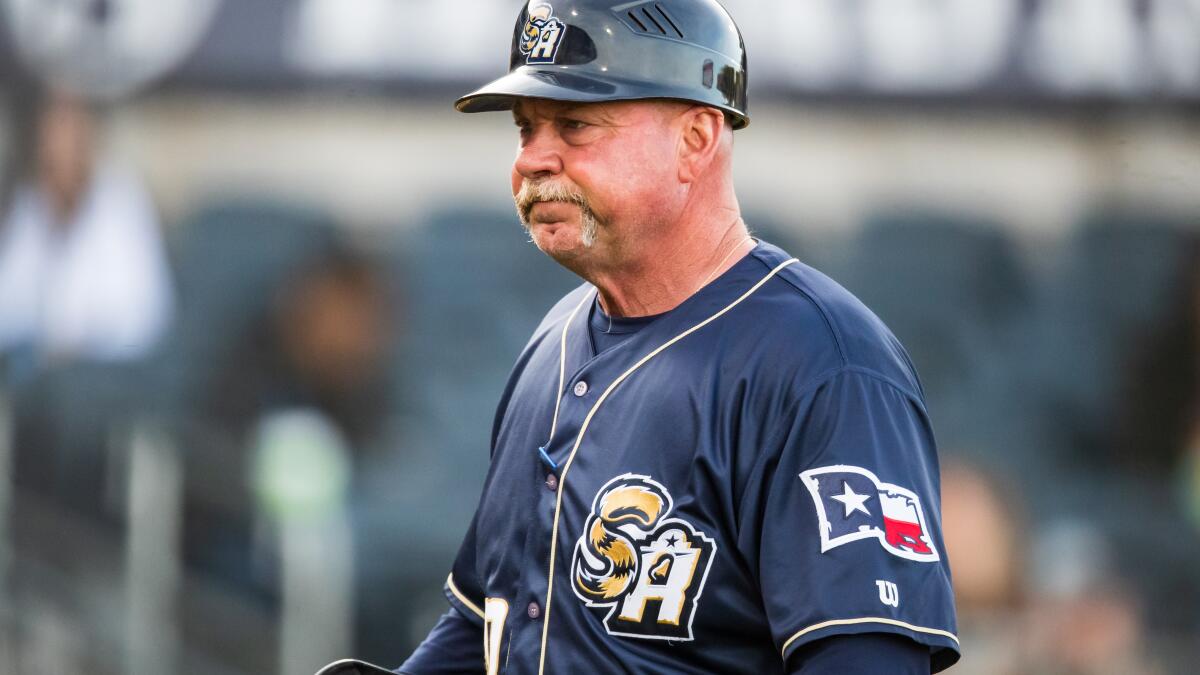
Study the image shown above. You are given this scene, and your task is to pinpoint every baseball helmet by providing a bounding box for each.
[456,0,749,129]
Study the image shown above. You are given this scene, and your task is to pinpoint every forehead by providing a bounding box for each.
[511,98,662,122]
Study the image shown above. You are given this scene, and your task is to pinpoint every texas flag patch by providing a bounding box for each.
[799,465,939,563]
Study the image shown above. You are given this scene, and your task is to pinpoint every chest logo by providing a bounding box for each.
[800,465,939,562]
[571,473,716,641]
[520,3,567,65]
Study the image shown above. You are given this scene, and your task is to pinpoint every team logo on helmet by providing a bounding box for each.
[571,474,716,641]
[519,3,567,65]
[800,465,940,563]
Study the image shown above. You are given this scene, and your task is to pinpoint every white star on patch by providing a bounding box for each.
[830,481,871,517]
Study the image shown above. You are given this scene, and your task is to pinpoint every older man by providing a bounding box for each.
[396,1,959,673]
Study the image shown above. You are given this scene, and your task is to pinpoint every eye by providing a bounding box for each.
[560,118,589,131]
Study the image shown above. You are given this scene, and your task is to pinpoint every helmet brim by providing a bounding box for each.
[455,67,749,130]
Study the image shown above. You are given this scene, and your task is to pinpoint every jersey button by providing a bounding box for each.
[545,473,558,491]
[573,380,588,397]
[527,602,541,619]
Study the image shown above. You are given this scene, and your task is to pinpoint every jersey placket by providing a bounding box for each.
[528,345,613,672]
[508,293,596,672]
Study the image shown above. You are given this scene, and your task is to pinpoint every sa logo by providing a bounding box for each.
[519,3,567,65]
[571,474,717,641]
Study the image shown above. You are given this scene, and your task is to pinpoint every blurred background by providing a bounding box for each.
[0,1,1198,673]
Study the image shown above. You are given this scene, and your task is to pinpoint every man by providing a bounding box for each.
[400,1,959,673]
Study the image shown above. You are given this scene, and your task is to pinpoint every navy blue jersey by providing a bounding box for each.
[404,241,959,674]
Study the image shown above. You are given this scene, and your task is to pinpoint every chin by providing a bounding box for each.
[531,222,586,255]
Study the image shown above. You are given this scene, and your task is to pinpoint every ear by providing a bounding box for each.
[676,106,726,184]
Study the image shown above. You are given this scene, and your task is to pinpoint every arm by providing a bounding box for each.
[398,608,484,675]
[400,515,487,674]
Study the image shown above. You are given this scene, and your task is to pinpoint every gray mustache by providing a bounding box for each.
[515,181,591,224]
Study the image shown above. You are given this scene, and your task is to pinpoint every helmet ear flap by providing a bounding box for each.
[459,0,750,131]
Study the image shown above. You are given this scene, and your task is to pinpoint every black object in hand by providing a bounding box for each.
[314,659,397,675]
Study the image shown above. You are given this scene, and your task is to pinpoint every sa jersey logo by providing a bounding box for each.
[520,3,567,65]
[800,465,939,562]
[571,474,716,641]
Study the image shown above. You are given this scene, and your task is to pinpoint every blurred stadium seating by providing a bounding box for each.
[1,1,1199,674]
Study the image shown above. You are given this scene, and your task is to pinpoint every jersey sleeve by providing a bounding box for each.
[746,368,959,672]
[787,633,932,675]
[442,515,487,627]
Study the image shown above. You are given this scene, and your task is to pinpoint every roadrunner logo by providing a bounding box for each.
[520,3,567,65]
[571,474,716,641]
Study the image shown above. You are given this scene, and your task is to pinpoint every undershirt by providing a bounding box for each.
[587,297,663,354]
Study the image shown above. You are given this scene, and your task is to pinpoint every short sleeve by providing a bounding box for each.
[787,632,933,675]
[744,368,960,672]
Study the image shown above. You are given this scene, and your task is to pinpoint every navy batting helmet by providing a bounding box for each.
[455,0,749,129]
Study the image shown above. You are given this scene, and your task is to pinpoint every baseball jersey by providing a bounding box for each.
[407,240,959,673]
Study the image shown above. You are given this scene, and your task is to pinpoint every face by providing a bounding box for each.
[511,98,688,272]
[280,268,388,393]
[36,94,96,221]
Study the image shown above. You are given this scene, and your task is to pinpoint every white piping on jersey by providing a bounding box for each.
[548,292,595,444]
[537,258,799,675]
[447,572,485,619]
[781,617,961,656]
[451,297,591,628]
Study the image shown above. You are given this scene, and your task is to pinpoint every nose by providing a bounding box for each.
[513,125,563,181]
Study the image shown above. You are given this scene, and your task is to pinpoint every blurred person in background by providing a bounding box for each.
[1102,235,1200,654]
[183,244,392,600]
[202,245,392,450]
[943,461,1166,675]
[0,87,175,517]
[940,460,1025,675]
[1022,520,1163,675]
[1115,237,1200,526]
[0,88,173,380]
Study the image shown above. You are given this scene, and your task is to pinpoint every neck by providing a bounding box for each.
[591,208,753,318]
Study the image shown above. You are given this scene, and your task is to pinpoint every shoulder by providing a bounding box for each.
[738,240,924,401]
